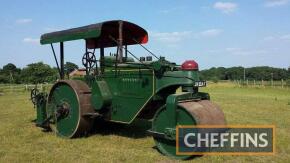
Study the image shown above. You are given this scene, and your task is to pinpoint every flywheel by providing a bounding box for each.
[46,80,95,138]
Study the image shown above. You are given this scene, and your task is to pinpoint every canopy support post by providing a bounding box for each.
[50,44,62,78]
[125,45,128,61]
[100,47,104,74]
[85,41,88,75]
[94,48,99,75]
[60,42,64,79]
[117,21,123,63]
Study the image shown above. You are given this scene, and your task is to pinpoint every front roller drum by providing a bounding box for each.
[152,100,226,159]
[46,80,95,138]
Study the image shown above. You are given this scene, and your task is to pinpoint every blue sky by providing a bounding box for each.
[0,0,289,69]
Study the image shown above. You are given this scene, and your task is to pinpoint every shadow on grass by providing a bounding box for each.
[90,118,152,139]
[30,118,151,139]
[32,118,203,160]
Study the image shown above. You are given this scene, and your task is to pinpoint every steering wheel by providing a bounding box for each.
[82,52,96,71]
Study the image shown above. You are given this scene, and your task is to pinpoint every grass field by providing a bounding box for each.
[0,83,289,162]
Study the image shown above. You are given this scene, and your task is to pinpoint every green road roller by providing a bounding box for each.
[30,20,226,159]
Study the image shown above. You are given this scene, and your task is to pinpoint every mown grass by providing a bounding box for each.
[0,83,289,162]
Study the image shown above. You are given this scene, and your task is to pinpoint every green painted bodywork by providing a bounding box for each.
[101,69,154,123]
[86,58,203,123]
[62,57,203,124]
[156,71,198,92]
[91,81,112,111]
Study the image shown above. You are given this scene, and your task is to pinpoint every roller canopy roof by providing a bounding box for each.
[40,20,148,48]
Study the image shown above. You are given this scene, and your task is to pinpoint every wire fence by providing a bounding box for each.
[0,79,289,95]
[232,79,290,89]
[0,84,52,94]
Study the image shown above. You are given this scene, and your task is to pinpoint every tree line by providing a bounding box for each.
[0,62,289,84]
[199,66,290,81]
[0,62,78,84]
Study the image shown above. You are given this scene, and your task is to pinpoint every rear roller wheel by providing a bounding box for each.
[152,100,226,159]
[46,80,94,138]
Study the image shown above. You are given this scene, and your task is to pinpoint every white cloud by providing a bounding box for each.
[150,28,222,44]
[16,18,32,24]
[213,2,238,14]
[159,9,170,14]
[23,38,40,44]
[263,36,276,41]
[263,34,290,41]
[199,29,223,37]
[264,0,289,7]
[226,47,242,52]
[280,34,290,40]
[226,47,268,55]
[150,31,193,43]
[235,50,268,56]
[158,6,186,14]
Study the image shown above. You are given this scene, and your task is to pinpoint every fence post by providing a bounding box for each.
[281,79,284,88]
[271,79,273,87]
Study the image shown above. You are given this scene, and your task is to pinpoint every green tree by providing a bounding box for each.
[0,63,21,83]
[20,62,57,84]
[224,67,244,80]
[200,66,290,81]
[0,75,9,83]
[0,69,7,83]
[288,67,290,79]
[3,63,17,72]
[247,66,288,80]
[200,67,227,80]
[64,62,79,74]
